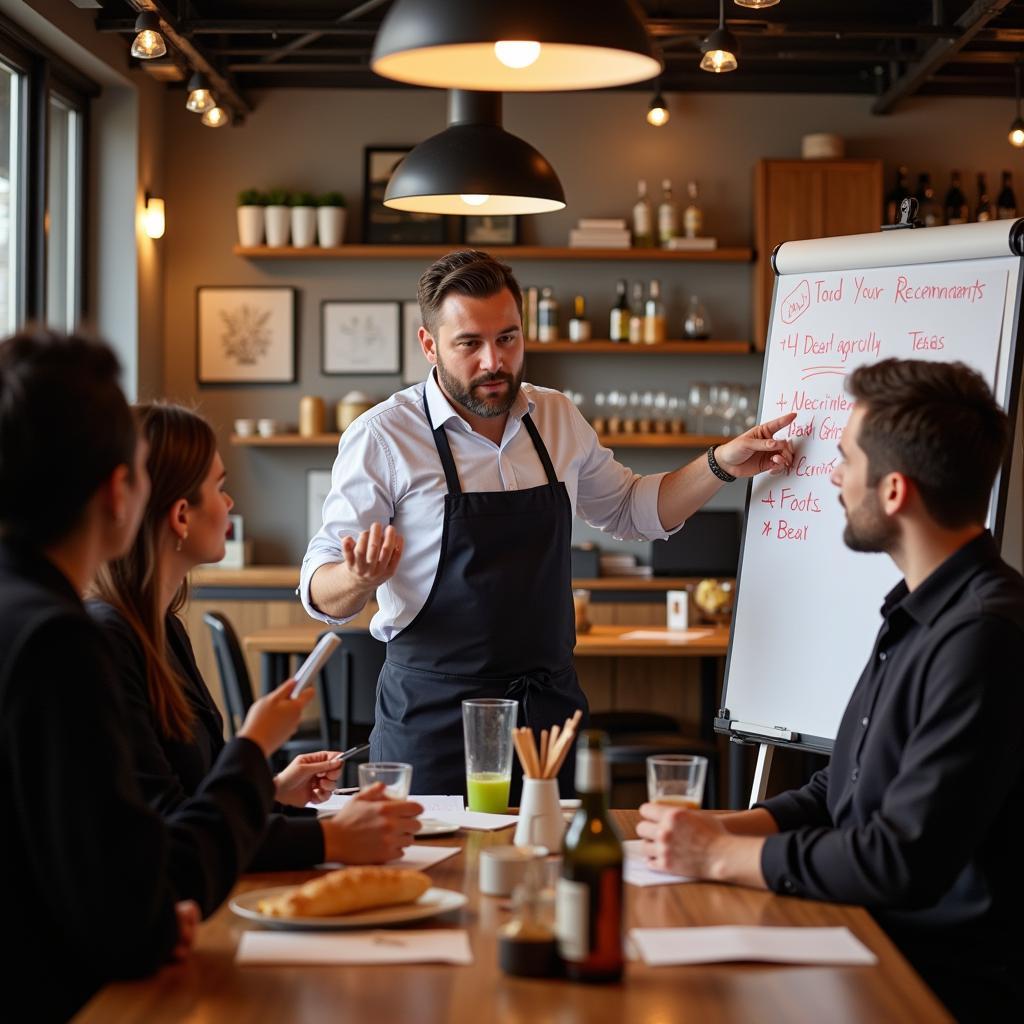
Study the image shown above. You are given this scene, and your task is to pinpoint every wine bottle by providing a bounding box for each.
[556,731,623,984]
[538,287,559,343]
[609,279,630,343]
[568,295,591,342]
[632,179,653,248]
[943,170,968,225]
[997,171,1018,219]
[915,173,939,227]
[643,279,666,344]
[885,165,911,224]
[976,174,992,222]
[657,179,678,247]
[683,180,703,239]
[628,281,644,345]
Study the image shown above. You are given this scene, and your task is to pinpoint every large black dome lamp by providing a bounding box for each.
[371,0,662,92]
[384,91,566,216]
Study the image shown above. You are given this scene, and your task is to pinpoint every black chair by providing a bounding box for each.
[203,611,325,768]
[315,628,385,787]
[589,710,720,809]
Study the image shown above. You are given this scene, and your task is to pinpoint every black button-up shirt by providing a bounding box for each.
[758,532,1024,1007]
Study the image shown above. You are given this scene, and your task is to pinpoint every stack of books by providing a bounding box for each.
[569,218,631,249]
[664,236,718,251]
[599,553,654,578]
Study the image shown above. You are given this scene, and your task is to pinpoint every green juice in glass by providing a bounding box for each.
[466,772,511,813]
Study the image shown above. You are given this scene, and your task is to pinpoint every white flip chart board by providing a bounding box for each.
[717,220,1024,752]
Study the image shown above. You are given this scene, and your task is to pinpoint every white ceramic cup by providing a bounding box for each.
[256,418,279,437]
[234,418,256,437]
[479,844,548,897]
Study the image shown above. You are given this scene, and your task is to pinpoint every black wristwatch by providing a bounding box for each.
[707,445,737,483]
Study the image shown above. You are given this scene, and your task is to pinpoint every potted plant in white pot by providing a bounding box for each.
[290,191,318,248]
[317,191,347,247]
[264,187,291,247]
[236,189,267,247]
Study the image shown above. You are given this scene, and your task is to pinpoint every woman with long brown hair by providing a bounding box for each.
[89,403,421,870]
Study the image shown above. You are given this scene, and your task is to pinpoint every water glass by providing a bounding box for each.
[463,698,518,813]
[646,754,708,808]
[358,762,413,800]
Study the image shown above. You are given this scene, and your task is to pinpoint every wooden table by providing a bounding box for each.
[74,811,951,1024]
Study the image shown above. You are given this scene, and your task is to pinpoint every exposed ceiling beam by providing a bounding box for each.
[261,0,392,65]
[124,1,252,116]
[871,0,1015,114]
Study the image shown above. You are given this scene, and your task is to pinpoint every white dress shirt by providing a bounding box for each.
[300,370,681,641]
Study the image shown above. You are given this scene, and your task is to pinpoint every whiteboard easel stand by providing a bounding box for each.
[750,744,775,807]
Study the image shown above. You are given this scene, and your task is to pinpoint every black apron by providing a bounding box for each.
[369,392,588,800]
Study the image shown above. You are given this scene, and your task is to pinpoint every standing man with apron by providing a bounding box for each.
[302,251,795,798]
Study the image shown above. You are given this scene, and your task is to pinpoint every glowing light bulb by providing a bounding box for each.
[131,29,166,60]
[460,194,490,206]
[142,197,165,239]
[1010,126,1024,148]
[201,105,229,128]
[700,48,738,73]
[647,104,669,127]
[187,88,215,114]
[494,40,541,69]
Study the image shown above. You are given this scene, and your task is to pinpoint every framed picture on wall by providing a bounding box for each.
[463,215,519,247]
[196,286,296,385]
[363,146,447,244]
[307,470,333,544]
[321,300,401,375]
[402,300,429,385]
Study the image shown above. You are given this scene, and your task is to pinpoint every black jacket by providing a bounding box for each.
[87,600,324,870]
[758,532,1024,1020]
[0,542,274,1022]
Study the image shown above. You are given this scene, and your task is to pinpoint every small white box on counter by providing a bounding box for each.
[666,590,690,630]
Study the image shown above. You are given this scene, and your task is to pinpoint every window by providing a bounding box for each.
[1,20,91,333]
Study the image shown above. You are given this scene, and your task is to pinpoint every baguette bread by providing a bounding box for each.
[258,867,431,918]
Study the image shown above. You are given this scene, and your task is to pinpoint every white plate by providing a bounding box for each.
[416,818,460,837]
[230,886,468,931]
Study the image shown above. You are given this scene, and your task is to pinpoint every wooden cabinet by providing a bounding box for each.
[754,159,883,349]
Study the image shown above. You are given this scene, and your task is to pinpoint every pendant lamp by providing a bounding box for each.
[383,91,565,215]
[700,0,739,74]
[131,11,167,60]
[646,89,669,127]
[734,0,780,8]
[186,72,216,114]
[371,0,662,92]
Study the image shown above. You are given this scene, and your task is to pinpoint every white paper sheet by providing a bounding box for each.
[629,926,877,966]
[622,839,693,887]
[311,794,465,816]
[236,929,473,965]
[618,629,714,642]
[319,844,461,871]
[435,810,518,831]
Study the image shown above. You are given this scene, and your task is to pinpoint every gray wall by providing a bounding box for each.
[160,87,1024,564]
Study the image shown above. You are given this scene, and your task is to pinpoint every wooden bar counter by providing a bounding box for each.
[74,811,950,1024]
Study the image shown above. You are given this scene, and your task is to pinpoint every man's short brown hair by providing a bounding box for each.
[417,250,523,338]
[847,358,1009,529]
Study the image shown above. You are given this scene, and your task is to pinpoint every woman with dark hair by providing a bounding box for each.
[89,403,421,870]
[0,330,309,1022]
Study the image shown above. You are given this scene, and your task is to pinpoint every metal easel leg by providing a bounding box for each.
[748,742,774,808]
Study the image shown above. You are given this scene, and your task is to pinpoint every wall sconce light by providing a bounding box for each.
[142,194,165,239]
[1010,62,1024,148]
[647,88,669,127]
[700,0,739,74]
[201,105,229,128]
[131,12,167,60]
[186,71,216,114]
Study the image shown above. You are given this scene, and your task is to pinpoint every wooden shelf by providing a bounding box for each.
[525,340,750,354]
[231,432,726,449]
[233,244,754,263]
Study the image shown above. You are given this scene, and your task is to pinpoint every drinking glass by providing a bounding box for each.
[358,762,413,800]
[646,754,708,808]
[463,698,517,812]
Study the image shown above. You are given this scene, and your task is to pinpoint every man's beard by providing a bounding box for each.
[435,353,522,418]
[841,488,898,554]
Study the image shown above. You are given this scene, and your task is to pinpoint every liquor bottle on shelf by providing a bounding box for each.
[538,287,559,342]
[975,174,993,222]
[568,295,591,342]
[631,179,653,248]
[608,279,630,343]
[885,165,911,224]
[997,171,1018,219]
[915,173,939,227]
[628,281,644,344]
[556,731,624,984]
[643,279,666,345]
[682,295,710,339]
[943,171,968,225]
[657,179,678,247]
[683,180,703,239]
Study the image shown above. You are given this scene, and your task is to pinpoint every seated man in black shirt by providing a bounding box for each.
[637,358,1024,1023]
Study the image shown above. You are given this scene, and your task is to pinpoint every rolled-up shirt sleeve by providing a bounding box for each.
[568,402,682,542]
[300,418,395,624]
